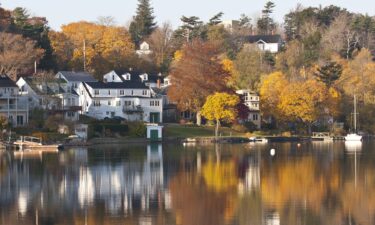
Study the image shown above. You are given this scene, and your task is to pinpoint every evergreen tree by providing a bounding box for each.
[257,1,276,35]
[129,0,157,45]
[314,61,343,87]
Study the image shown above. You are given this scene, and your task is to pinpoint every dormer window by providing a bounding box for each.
[142,90,147,95]
[108,90,111,95]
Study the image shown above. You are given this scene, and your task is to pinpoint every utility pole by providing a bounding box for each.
[83,39,86,72]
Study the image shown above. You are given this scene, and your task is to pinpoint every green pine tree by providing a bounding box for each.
[129,0,157,45]
[257,1,276,35]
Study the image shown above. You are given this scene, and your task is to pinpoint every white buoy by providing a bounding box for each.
[270,149,276,156]
[297,143,301,147]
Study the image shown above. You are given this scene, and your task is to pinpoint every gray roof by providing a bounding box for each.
[0,75,17,87]
[57,71,97,82]
[85,81,148,89]
[246,35,282,44]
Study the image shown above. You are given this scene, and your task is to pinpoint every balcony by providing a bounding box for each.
[123,105,143,114]
[0,104,28,111]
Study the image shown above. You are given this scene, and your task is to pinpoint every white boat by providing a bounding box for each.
[345,95,362,141]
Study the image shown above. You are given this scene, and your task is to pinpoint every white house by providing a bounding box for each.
[236,89,261,129]
[55,71,97,92]
[103,70,164,88]
[78,81,163,123]
[244,35,283,53]
[136,41,153,56]
[0,75,29,127]
[17,76,80,121]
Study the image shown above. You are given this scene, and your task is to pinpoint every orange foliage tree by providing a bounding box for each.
[168,39,230,125]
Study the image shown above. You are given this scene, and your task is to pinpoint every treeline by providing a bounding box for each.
[1,1,375,133]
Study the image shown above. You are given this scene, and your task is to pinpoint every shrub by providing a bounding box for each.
[231,124,248,133]
[243,121,258,132]
[128,121,146,137]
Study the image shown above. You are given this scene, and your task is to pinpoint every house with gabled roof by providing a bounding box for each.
[244,34,283,53]
[0,75,29,126]
[55,71,97,92]
[17,76,81,121]
[78,80,163,123]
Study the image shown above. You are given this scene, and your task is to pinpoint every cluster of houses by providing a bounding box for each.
[0,33,285,129]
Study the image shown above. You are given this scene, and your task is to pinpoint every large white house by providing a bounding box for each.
[0,75,29,127]
[17,75,81,121]
[78,81,163,123]
[236,89,261,129]
[244,35,283,53]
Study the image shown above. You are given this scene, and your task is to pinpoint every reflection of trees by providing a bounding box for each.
[260,156,375,225]
[170,155,240,225]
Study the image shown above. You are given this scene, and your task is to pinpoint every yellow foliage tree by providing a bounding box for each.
[50,21,134,77]
[259,71,288,121]
[278,79,334,133]
[201,92,239,138]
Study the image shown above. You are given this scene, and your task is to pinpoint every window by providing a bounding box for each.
[252,114,258,121]
[108,90,111,95]
[108,101,111,106]
[116,101,121,106]
[67,112,74,117]
[142,90,147,95]
[120,90,124,95]
[94,100,101,106]
[150,100,160,106]
[106,111,109,115]
[112,75,114,80]
[124,101,132,106]
[131,90,134,95]
[94,90,99,95]
[16,115,23,125]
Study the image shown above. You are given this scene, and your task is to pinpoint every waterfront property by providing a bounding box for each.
[17,75,81,121]
[0,75,29,126]
[236,89,261,129]
[78,81,163,122]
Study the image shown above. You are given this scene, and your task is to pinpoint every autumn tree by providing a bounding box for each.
[49,22,134,78]
[168,40,230,125]
[201,93,239,138]
[257,1,276,35]
[0,7,11,31]
[0,32,44,80]
[146,22,174,71]
[314,61,343,87]
[232,45,272,90]
[129,0,156,45]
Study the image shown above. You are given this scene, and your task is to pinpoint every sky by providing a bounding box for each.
[1,0,375,30]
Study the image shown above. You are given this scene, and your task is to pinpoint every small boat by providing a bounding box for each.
[13,136,63,151]
[345,95,362,141]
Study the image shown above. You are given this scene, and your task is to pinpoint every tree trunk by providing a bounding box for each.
[196,111,202,126]
[307,123,312,135]
[215,119,220,140]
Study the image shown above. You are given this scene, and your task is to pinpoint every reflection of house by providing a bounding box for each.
[136,41,153,56]
[75,144,164,212]
[236,89,261,129]
[244,35,283,53]
[0,75,29,126]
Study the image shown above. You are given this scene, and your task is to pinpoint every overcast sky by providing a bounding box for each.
[2,0,374,30]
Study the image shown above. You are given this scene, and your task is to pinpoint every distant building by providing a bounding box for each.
[0,75,29,127]
[136,41,153,56]
[244,35,283,53]
[220,20,240,32]
[236,89,261,129]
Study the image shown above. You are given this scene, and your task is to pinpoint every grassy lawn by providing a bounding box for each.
[164,124,246,138]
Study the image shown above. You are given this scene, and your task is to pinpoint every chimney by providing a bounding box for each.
[157,79,161,88]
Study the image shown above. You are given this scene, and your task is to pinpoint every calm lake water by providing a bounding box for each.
[0,141,374,225]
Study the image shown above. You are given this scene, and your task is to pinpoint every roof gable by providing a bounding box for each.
[246,35,282,44]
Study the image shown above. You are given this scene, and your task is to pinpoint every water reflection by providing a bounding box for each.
[0,141,375,224]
